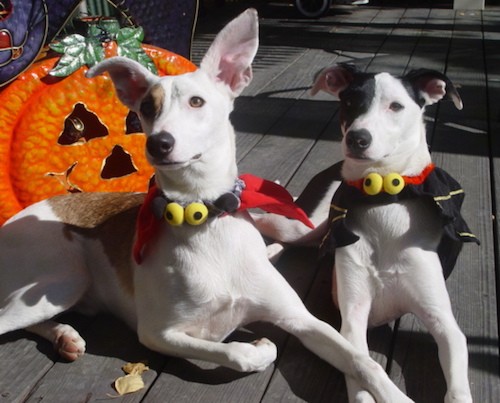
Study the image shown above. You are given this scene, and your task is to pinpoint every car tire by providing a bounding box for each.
[294,0,332,18]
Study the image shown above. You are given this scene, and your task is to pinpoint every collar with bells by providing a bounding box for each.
[150,178,245,227]
[133,173,314,264]
[346,163,436,195]
[320,162,479,278]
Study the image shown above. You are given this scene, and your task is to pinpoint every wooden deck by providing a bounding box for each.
[1,1,499,401]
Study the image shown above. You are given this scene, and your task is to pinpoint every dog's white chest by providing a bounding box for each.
[346,199,442,262]
[135,214,269,341]
[335,199,444,324]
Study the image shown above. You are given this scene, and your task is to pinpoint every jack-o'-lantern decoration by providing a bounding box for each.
[0,17,196,225]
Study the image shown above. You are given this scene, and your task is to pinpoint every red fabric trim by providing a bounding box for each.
[403,163,435,185]
[347,163,436,191]
[133,184,162,265]
[346,178,364,189]
[238,173,314,228]
[133,175,314,265]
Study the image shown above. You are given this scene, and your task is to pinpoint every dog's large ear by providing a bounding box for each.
[200,8,259,98]
[404,69,463,110]
[310,64,357,97]
[86,57,159,112]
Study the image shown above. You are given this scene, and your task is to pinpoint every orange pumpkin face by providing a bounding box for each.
[0,44,196,225]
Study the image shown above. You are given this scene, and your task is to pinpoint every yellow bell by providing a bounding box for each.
[383,173,405,195]
[164,202,184,226]
[184,202,209,225]
[363,173,383,195]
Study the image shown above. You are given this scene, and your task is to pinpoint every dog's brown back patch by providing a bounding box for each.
[49,193,145,295]
[48,192,144,228]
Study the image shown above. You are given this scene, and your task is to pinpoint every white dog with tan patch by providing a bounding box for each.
[0,10,412,402]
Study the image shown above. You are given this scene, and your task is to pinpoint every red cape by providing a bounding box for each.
[133,174,314,264]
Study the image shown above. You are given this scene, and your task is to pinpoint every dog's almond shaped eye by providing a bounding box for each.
[189,96,205,108]
[389,102,404,112]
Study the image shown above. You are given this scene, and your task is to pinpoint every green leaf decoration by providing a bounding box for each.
[49,19,157,77]
[116,27,157,74]
[84,37,105,66]
[99,18,121,36]
[87,24,103,39]
[49,34,84,54]
[60,34,87,47]
[49,36,87,77]
[48,41,65,53]
[117,27,144,43]
[119,47,157,75]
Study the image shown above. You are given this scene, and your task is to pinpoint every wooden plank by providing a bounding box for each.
[0,333,55,403]
[262,246,403,403]
[237,7,394,184]
[286,6,412,195]
[482,5,500,398]
[0,313,92,403]
[454,0,485,10]
[236,49,345,182]
[390,8,500,402]
[233,96,296,162]
[366,8,430,74]
[148,356,274,403]
[427,12,498,403]
[262,7,423,403]
[384,7,456,398]
[236,96,331,181]
[262,252,347,403]
[24,315,166,402]
[362,8,457,398]
[405,8,455,73]
[328,6,383,56]
[276,5,498,402]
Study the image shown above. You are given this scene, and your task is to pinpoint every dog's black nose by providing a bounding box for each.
[345,129,372,152]
[147,131,175,160]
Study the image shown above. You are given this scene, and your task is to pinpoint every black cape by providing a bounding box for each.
[319,166,479,278]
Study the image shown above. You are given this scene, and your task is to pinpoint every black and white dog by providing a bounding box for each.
[255,64,479,403]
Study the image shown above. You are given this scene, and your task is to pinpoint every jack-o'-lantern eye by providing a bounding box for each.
[383,173,405,195]
[184,202,208,225]
[189,96,205,108]
[363,173,383,195]
[164,202,184,226]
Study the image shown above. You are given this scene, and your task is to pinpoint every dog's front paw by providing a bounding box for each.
[227,338,277,372]
[349,354,414,403]
[54,324,86,361]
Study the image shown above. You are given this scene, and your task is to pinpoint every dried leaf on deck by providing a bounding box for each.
[114,374,145,395]
[122,361,149,375]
